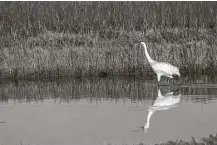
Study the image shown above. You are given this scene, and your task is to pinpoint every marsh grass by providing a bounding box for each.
[0,2,217,79]
[135,134,217,145]
[0,2,216,36]
[0,28,216,79]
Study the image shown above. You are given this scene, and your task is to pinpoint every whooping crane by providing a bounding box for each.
[140,42,181,82]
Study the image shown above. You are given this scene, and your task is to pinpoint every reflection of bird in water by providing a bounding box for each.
[140,42,181,82]
[143,88,181,132]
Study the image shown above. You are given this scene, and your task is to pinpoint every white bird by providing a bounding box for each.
[143,89,181,132]
[140,42,181,82]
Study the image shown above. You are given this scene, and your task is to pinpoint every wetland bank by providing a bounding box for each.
[0,1,217,145]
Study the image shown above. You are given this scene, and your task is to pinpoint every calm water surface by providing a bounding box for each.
[0,76,217,145]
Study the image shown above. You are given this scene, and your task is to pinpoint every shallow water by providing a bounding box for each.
[0,76,217,145]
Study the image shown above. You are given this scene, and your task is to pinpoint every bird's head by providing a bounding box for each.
[176,70,181,77]
[140,42,146,47]
[172,69,181,78]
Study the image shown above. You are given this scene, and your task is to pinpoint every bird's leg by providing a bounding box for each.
[157,74,161,85]
[157,74,161,82]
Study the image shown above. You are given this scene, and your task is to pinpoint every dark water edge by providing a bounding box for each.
[0,74,217,103]
[1,67,217,82]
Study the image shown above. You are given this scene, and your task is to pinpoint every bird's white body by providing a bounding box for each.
[140,42,181,81]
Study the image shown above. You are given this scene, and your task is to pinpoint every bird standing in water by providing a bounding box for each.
[140,42,181,82]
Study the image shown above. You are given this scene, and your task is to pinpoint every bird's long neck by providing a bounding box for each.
[143,44,155,63]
